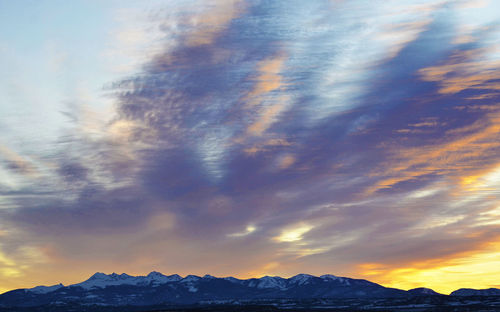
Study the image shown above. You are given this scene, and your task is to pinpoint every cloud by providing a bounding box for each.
[1,0,500,294]
[419,47,500,94]
[274,223,313,243]
[0,144,38,177]
[228,224,257,237]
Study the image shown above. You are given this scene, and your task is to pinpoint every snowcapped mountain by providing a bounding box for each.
[320,274,351,285]
[73,271,182,289]
[181,274,203,283]
[6,271,498,310]
[253,276,288,290]
[289,273,314,285]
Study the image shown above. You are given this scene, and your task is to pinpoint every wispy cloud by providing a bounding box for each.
[0,0,499,294]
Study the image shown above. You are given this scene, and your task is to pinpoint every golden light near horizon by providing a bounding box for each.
[358,241,500,294]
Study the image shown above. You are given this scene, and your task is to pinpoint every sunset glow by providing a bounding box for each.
[0,0,499,295]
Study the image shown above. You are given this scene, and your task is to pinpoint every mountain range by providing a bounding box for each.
[1,272,499,309]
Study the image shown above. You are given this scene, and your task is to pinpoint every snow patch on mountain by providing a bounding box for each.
[72,272,182,289]
[28,283,64,294]
[320,274,351,285]
[145,271,181,285]
[256,276,288,290]
[289,274,314,285]
[74,273,136,289]
[181,275,202,282]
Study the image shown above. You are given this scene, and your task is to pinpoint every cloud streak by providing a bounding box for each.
[0,0,499,294]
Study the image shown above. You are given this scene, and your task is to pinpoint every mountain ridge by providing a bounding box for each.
[1,272,498,309]
[12,272,403,294]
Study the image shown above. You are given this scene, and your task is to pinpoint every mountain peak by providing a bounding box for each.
[109,272,131,279]
[182,275,202,282]
[407,287,441,296]
[87,272,132,280]
[256,275,287,290]
[203,274,216,279]
[167,274,182,281]
[289,274,315,285]
[147,271,165,278]
[88,272,108,280]
[223,276,241,283]
[76,272,139,290]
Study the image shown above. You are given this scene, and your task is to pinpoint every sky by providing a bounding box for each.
[0,0,499,295]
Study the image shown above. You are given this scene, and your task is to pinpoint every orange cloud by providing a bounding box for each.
[235,53,291,139]
[278,155,296,169]
[247,96,289,136]
[419,47,500,94]
[366,110,500,194]
[244,53,288,105]
[185,0,245,47]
